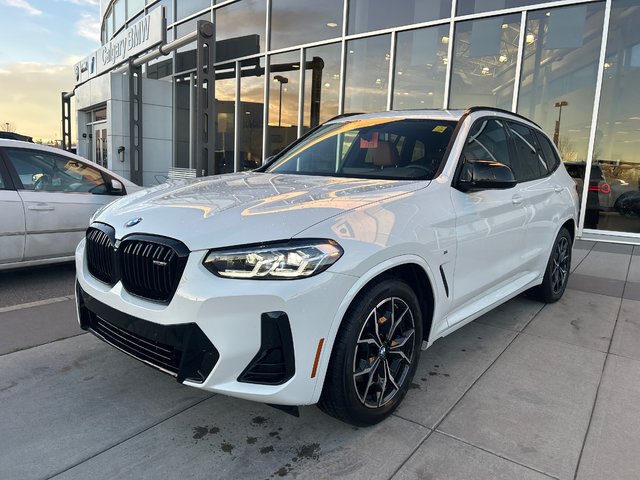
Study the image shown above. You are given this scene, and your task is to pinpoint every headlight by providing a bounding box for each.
[203,239,343,280]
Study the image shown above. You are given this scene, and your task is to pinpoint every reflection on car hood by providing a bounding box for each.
[94,172,428,251]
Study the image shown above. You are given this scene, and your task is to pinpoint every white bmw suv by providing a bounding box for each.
[75,107,578,426]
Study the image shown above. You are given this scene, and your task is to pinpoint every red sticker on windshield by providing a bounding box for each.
[360,132,379,148]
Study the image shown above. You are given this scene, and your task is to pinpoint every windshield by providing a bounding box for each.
[265,118,457,180]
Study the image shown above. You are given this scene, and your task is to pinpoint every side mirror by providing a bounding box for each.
[457,160,516,192]
[111,179,125,194]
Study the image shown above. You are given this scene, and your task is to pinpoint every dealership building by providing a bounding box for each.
[67,0,640,242]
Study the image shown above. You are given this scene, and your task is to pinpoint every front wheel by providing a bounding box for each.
[318,278,423,426]
[529,227,572,303]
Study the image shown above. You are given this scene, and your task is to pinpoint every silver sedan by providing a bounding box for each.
[0,139,140,270]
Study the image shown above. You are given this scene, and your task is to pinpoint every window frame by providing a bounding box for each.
[0,151,17,191]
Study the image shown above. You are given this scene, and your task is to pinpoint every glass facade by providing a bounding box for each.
[345,34,391,113]
[304,42,341,130]
[450,14,521,109]
[268,51,301,156]
[591,0,640,234]
[239,57,265,169]
[348,0,451,34]
[394,25,449,109]
[518,4,605,164]
[215,71,237,174]
[271,0,343,51]
[95,0,640,239]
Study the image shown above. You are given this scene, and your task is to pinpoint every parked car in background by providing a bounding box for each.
[564,162,610,228]
[0,131,33,142]
[76,107,578,426]
[0,139,140,270]
[615,190,640,216]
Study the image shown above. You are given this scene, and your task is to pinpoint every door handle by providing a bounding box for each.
[27,204,55,211]
[554,185,563,193]
[512,194,524,205]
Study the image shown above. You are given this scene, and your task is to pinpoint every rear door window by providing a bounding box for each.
[507,122,547,182]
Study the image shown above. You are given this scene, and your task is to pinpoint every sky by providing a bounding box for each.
[0,0,101,142]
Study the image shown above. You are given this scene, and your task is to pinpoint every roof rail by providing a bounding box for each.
[464,106,542,129]
[326,112,365,122]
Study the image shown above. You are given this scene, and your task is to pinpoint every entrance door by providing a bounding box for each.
[88,122,108,168]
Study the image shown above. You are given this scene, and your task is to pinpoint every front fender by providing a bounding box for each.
[309,253,445,404]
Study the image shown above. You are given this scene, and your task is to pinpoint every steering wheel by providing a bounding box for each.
[88,184,106,194]
[34,174,50,190]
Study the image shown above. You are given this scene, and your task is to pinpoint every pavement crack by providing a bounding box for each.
[434,430,561,480]
[45,394,215,479]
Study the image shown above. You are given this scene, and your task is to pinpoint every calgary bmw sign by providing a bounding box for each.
[74,7,165,85]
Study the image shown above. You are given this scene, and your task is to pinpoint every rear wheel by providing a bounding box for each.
[318,278,422,426]
[529,227,572,303]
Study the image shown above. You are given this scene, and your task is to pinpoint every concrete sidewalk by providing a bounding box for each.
[0,241,638,479]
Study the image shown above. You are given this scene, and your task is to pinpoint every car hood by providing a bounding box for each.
[93,172,428,251]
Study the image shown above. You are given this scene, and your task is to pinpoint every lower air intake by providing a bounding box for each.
[77,284,218,383]
[238,312,295,385]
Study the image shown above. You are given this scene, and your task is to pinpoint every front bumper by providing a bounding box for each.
[75,238,356,405]
[77,284,219,383]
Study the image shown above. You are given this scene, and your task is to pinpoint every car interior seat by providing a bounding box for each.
[371,140,401,168]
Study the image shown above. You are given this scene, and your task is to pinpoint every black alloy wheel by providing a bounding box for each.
[550,235,570,296]
[319,278,423,426]
[529,227,572,303]
[353,296,416,409]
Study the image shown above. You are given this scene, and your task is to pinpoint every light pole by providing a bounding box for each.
[274,75,288,127]
[553,100,568,146]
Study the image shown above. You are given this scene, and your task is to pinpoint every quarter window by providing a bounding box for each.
[535,132,561,173]
[5,149,107,194]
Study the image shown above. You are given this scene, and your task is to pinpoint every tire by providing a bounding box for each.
[529,227,572,303]
[614,193,636,217]
[318,278,423,426]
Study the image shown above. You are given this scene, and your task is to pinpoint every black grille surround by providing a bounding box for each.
[77,283,219,383]
[85,223,189,304]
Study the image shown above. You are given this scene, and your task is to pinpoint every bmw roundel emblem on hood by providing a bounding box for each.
[125,217,142,228]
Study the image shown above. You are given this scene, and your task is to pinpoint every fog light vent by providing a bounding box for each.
[238,312,295,385]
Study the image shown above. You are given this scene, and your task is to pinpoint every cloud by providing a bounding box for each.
[3,0,43,16]
[75,12,100,43]
[64,54,85,66]
[0,62,75,141]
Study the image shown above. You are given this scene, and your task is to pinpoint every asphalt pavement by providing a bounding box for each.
[0,262,75,307]
[1,241,640,479]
